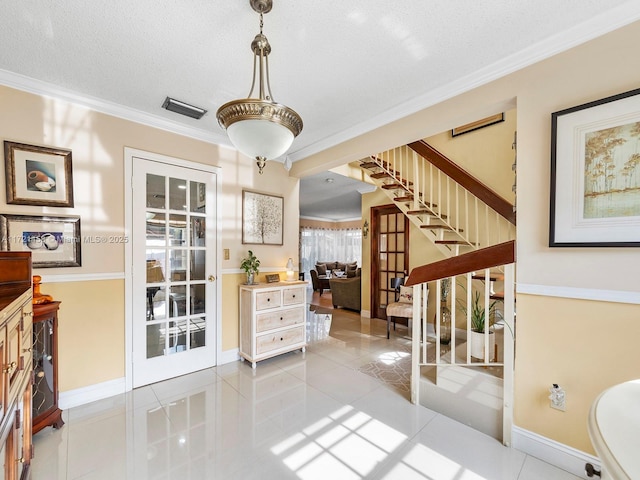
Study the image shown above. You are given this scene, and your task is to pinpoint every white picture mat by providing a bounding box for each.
[13,149,69,203]
[552,92,640,244]
[3,216,80,266]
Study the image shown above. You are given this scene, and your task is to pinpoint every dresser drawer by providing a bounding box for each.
[256,326,305,355]
[256,306,304,333]
[255,290,282,310]
[283,287,305,306]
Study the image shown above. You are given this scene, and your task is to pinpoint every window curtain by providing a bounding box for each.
[300,227,362,276]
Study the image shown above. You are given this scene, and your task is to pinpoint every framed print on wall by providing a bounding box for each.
[550,87,640,247]
[0,214,82,267]
[451,113,504,137]
[242,190,283,245]
[4,141,74,207]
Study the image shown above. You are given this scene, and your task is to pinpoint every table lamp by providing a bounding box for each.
[285,258,295,282]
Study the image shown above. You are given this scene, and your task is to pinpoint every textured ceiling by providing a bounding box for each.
[1,1,639,220]
[1,1,639,166]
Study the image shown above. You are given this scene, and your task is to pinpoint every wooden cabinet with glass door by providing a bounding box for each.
[32,301,63,435]
[0,251,34,479]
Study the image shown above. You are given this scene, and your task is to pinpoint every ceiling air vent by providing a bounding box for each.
[161,97,207,119]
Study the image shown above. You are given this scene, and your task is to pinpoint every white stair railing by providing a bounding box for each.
[408,255,516,445]
[363,145,515,256]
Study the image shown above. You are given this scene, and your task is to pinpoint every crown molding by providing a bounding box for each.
[299,215,362,223]
[0,68,231,147]
[287,2,640,162]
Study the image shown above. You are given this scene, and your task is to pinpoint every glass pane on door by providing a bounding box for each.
[143,173,208,360]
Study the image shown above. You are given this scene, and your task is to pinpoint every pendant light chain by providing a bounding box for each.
[216,0,303,174]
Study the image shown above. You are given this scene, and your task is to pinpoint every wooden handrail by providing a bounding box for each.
[405,240,515,286]
[407,140,516,225]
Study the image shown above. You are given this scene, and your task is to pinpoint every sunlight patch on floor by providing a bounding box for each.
[378,351,410,366]
[272,405,408,478]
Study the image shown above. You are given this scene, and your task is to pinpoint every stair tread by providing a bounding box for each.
[434,240,470,245]
[490,292,514,302]
[360,161,379,169]
[420,225,462,232]
[407,209,433,214]
[472,273,505,281]
[394,196,414,202]
[370,172,391,179]
[381,181,413,189]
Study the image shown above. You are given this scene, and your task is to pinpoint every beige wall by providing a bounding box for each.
[295,21,640,454]
[0,85,300,393]
[42,280,124,392]
[426,108,517,203]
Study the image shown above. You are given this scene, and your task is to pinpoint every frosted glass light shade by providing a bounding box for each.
[216,99,303,167]
[227,119,294,161]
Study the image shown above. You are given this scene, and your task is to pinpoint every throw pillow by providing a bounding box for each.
[318,261,337,270]
[399,286,413,303]
[336,262,347,272]
[315,263,327,276]
[346,268,356,278]
[345,263,357,273]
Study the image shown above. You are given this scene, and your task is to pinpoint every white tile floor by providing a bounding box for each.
[31,306,581,480]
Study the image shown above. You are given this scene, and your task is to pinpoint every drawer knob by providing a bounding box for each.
[280,337,283,341]
[267,298,270,302]
[22,347,32,353]
[292,294,296,298]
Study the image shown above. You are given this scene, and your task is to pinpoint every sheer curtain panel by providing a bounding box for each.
[300,227,362,276]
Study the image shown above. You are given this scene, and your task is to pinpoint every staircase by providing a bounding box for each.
[360,140,517,445]
[360,140,515,258]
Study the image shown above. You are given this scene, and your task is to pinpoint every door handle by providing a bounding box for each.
[208,275,216,282]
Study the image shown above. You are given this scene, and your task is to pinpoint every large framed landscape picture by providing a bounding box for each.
[4,141,74,207]
[550,88,640,247]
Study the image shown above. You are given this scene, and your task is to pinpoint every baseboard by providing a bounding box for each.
[219,348,240,365]
[59,377,126,410]
[361,309,371,318]
[512,426,600,479]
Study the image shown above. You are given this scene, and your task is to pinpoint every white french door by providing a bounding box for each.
[127,150,220,388]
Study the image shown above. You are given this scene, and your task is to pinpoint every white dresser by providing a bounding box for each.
[239,281,307,368]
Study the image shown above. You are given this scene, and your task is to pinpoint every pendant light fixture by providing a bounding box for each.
[216,0,303,174]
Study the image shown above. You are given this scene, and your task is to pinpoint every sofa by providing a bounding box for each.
[329,275,361,311]
[310,261,359,292]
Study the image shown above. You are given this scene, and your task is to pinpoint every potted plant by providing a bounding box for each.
[459,289,502,360]
[240,250,260,285]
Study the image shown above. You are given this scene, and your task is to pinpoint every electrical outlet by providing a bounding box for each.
[224,248,230,260]
[549,384,566,411]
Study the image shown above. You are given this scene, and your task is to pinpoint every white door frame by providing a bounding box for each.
[123,147,222,392]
